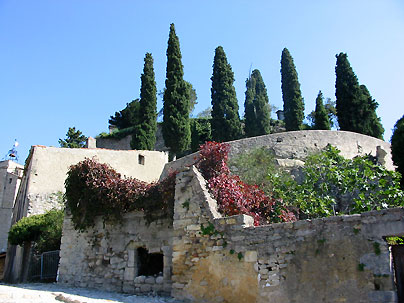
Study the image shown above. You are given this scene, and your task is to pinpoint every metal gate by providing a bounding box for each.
[29,250,60,281]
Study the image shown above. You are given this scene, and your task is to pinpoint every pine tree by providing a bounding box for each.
[109,99,140,130]
[162,23,190,156]
[391,115,404,187]
[281,48,304,131]
[335,53,384,139]
[211,46,242,142]
[59,127,87,148]
[313,91,331,130]
[244,69,271,137]
[131,53,157,150]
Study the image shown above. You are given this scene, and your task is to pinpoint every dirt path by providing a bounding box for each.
[0,283,181,303]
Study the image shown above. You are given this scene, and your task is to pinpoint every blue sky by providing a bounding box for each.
[1,0,404,163]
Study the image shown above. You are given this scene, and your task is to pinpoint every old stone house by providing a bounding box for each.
[2,130,402,302]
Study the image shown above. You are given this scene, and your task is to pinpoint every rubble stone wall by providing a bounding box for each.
[58,165,402,302]
[171,167,401,303]
[161,130,394,179]
[58,212,173,295]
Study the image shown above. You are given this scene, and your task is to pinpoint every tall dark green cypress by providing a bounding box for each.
[131,53,157,150]
[391,115,404,187]
[211,46,242,142]
[314,91,331,130]
[162,23,190,155]
[281,48,305,131]
[335,53,384,139]
[252,69,271,135]
[244,75,257,137]
[358,85,384,139]
[244,69,271,137]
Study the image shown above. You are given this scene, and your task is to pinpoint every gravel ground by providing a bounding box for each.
[0,283,182,303]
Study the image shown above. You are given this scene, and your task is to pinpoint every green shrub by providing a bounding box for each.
[8,209,64,253]
[231,145,404,219]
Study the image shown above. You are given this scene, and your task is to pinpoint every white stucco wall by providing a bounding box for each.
[27,146,168,195]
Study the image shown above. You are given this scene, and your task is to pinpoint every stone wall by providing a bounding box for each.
[96,124,168,152]
[4,146,168,283]
[58,211,173,295]
[58,164,402,302]
[0,161,23,253]
[161,130,394,179]
[171,167,400,303]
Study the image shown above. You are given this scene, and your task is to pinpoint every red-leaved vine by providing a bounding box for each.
[65,158,176,231]
[195,141,296,225]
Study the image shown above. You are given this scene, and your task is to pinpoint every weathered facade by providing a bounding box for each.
[58,211,173,294]
[59,166,402,302]
[3,146,168,282]
[5,130,402,302]
[0,160,23,253]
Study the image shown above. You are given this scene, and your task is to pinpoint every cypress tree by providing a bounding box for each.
[335,53,384,139]
[252,69,271,136]
[211,46,242,142]
[244,75,257,137]
[358,85,384,139]
[244,69,271,137]
[131,53,157,150]
[162,23,190,156]
[391,115,404,187]
[314,91,331,130]
[281,48,305,131]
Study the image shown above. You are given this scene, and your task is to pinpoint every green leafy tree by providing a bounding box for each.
[196,107,212,118]
[335,53,384,138]
[211,46,242,142]
[244,69,271,137]
[59,127,87,148]
[281,48,304,131]
[190,118,212,152]
[8,209,64,253]
[162,23,190,156]
[131,53,157,150]
[391,115,404,187]
[313,91,331,130]
[109,99,140,130]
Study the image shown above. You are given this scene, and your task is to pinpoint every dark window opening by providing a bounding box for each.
[138,155,145,165]
[9,178,12,184]
[137,247,163,276]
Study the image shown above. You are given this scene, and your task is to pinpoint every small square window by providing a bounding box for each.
[138,155,145,165]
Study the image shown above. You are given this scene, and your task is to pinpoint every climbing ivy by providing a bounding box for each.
[65,158,177,231]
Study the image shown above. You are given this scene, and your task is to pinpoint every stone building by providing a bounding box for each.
[0,160,24,253]
[3,130,402,302]
[3,145,168,282]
